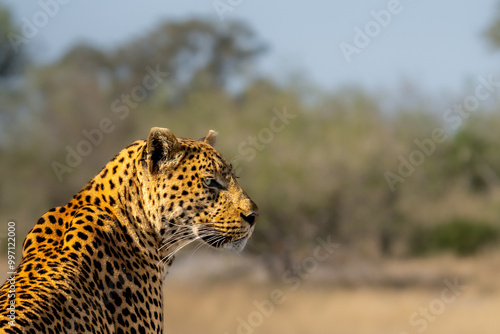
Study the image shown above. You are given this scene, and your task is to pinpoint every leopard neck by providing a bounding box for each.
[71,142,159,253]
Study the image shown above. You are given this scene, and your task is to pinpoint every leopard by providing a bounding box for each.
[0,127,259,333]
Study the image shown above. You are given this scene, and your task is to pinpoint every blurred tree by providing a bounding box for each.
[61,43,111,71]
[0,4,28,148]
[112,18,266,99]
[445,115,500,192]
[0,4,25,78]
[485,2,500,50]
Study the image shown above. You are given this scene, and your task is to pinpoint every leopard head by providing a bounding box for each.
[140,127,259,253]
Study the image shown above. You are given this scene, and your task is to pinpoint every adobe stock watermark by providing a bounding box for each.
[5,221,17,326]
[399,278,466,334]
[339,0,416,63]
[7,0,72,53]
[385,74,500,191]
[230,106,296,174]
[224,236,340,334]
[213,0,244,21]
[51,65,169,182]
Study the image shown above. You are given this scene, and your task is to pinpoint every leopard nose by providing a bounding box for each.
[240,211,259,227]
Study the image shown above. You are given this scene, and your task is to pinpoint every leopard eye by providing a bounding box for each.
[203,178,224,190]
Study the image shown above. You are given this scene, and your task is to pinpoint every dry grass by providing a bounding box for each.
[163,283,500,334]
[161,250,500,334]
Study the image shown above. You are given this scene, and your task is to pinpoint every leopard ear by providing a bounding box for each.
[146,127,181,174]
[202,130,217,147]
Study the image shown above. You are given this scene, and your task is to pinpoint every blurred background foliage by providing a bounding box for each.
[1,4,500,279]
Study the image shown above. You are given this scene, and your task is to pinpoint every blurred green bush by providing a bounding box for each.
[410,219,499,256]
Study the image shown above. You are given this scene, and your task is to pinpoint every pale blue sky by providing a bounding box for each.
[3,0,500,95]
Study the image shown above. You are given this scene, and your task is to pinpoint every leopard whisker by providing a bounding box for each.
[157,228,215,251]
[159,236,202,265]
[189,235,225,258]
[158,233,196,252]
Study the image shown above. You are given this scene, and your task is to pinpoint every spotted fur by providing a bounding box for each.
[0,127,258,333]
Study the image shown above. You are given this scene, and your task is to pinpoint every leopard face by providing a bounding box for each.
[140,127,259,255]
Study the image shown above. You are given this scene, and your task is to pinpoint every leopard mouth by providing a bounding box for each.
[200,234,229,248]
[200,233,248,251]
[194,221,252,251]
[198,231,249,252]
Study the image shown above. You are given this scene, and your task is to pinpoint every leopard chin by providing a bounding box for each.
[222,237,248,252]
